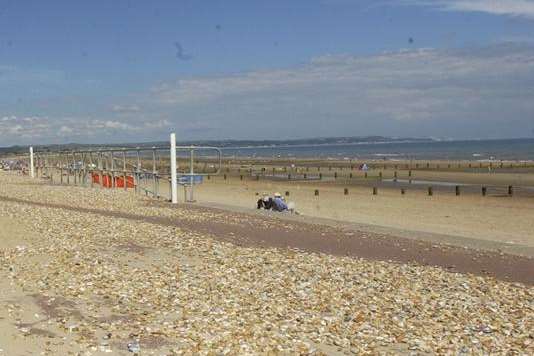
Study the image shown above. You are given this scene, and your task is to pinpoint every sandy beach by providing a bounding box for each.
[142,173,534,250]
[1,171,533,354]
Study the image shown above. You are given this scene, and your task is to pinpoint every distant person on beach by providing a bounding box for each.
[257,194,273,210]
[257,192,298,214]
[272,192,288,212]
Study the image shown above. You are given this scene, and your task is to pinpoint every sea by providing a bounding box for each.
[219,138,534,161]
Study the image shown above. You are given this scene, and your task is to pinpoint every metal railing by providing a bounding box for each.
[30,134,222,203]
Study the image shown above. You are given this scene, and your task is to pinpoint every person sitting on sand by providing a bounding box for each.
[272,192,288,212]
[257,194,273,210]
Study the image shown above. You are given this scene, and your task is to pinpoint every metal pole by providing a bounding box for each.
[170,133,178,204]
[99,152,104,188]
[60,154,64,184]
[135,149,140,194]
[73,152,77,185]
[122,150,127,191]
[89,152,94,188]
[110,152,115,188]
[189,148,194,202]
[29,146,35,178]
[66,153,70,185]
[152,148,157,198]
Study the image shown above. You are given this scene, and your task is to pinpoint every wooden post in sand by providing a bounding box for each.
[373,187,377,195]
[455,185,460,196]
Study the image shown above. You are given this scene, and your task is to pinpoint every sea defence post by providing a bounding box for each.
[28,133,222,203]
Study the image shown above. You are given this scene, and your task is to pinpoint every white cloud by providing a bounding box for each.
[406,0,534,19]
[111,105,141,113]
[145,43,534,139]
[0,115,170,144]
[58,125,73,136]
[2,43,534,144]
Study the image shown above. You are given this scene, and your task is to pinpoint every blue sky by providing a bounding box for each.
[1,0,534,145]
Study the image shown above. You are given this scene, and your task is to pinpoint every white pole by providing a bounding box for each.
[29,146,35,178]
[170,133,178,204]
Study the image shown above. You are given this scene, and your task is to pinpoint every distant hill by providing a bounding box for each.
[0,136,434,155]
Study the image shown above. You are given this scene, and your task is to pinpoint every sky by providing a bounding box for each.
[1,0,534,145]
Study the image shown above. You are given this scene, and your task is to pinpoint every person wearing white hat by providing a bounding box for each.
[272,192,288,212]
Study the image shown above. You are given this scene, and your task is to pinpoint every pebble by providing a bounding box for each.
[0,173,532,354]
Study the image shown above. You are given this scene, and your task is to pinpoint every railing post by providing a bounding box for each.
[29,146,35,178]
[135,149,141,194]
[99,152,104,188]
[188,148,195,202]
[151,149,156,197]
[110,152,115,188]
[72,152,77,185]
[170,133,178,204]
[122,150,127,191]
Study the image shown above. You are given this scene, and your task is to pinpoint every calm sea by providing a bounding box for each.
[220,138,534,161]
